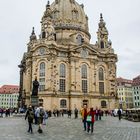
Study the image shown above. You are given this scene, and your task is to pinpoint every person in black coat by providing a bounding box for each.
[117,109,122,120]
[25,105,34,133]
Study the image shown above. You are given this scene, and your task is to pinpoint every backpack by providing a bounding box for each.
[39,108,45,117]
[28,110,34,120]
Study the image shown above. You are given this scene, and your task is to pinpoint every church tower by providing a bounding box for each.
[19,0,118,111]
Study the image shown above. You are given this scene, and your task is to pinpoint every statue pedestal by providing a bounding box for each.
[31,95,39,107]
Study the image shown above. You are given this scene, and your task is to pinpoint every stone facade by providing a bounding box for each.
[19,0,118,111]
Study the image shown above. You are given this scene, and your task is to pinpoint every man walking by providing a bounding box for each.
[25,105,34,134]
[117,108,122,120]
[35,104,45,133]
[81,105,87,131]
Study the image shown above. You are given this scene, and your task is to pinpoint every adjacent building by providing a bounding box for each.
[117,77,133,109]
[0,85,19,108]
[19,0,118,110]
[132,75,140,108]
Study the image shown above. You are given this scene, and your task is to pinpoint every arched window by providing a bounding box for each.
[59,63,66,92]
[99,68,104,80]
[81,64,87,79]
[60,64,66,78]
[42,31,46,38]
[60,99,67,108]
[81,64,88,93]
[39,62,45,91]
[101,100,107,108]
[100,41,104,48]
[72,10,78,20]
[98,67,104,94]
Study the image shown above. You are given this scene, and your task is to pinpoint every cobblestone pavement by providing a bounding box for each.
[0,115,140,140]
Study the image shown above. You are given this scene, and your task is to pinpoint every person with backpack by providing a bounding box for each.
[86,107,95,134]
[25,105,34,134]
[35,104,45,133]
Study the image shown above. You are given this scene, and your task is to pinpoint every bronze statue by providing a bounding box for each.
[32,78,39,96]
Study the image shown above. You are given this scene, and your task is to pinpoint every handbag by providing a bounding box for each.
[86,115,92,122]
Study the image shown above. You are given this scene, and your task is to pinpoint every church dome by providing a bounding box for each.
[42,0,90,40]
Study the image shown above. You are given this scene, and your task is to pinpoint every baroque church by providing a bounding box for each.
[18,0,118,111]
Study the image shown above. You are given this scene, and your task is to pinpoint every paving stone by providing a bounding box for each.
[0,115,140,140]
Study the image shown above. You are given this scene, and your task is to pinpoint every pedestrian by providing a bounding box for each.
[117,108,122,120]
[35,104,45,133]
[43,111,48,125]
[25,105,34,134]
[95,107,99,121]
[98,109,102,120]
[81,105,87,131]
[67,110,71,118]
[74,108,78,119]
[34,106,38,124]
[86,107,95,134]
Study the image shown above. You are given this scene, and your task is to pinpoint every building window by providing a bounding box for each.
[99,82,104,94]
[99,68,104,80]
[53,11,59,19]
[60,99,67,108]
[76,34,82,45]
[39,62,46,91]
[42,31,46,38]
[39,62,45,77]
[81,64,87,79]
[81,64,88,93]
[101,100,107,108]
[100,41,104,48]
[59,79,65,92]
[59,64,66,92]
[72,10,78,20]
[82,80,87,93]
[60,64,66,78]
[98,67,105,94]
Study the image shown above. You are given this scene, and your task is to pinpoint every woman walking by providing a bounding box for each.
[86,107,95,134]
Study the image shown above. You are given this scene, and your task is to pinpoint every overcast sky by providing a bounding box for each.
[0,0,140,86]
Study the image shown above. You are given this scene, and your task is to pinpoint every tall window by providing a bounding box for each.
[99,68,104,80]
[100,41,104,48]
[39,62,45,91]
[53,11,59,19]
[59,64,66,92]
[98,67,104,94]
[60,99,67,108]
[81,64,88,93]
[72,10,78,20]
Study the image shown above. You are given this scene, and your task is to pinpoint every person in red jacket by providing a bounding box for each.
[86,107,95,133]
